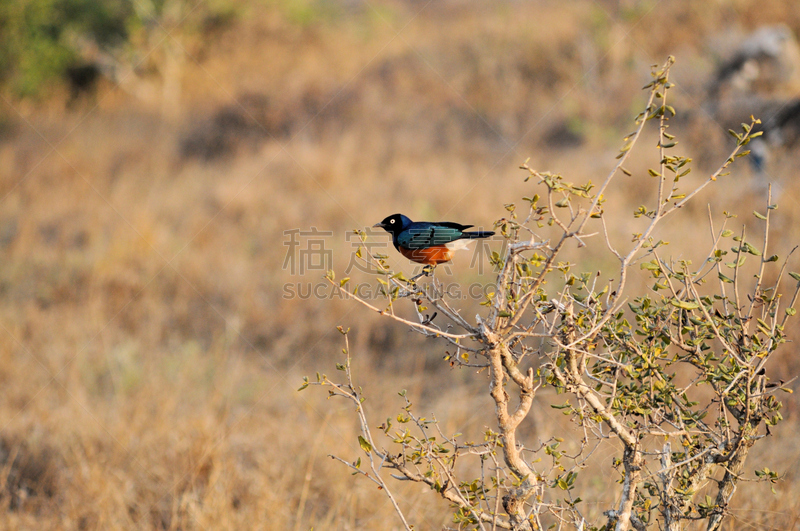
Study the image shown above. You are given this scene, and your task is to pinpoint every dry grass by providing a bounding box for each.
[1,1,800,529]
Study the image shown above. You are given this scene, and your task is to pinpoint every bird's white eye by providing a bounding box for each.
[390,219,395,224]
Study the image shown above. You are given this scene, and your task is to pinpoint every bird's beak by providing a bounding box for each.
[372,222,384,228]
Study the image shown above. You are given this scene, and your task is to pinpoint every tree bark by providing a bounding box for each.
[487,343,536,530]
[659,443,682,531]
[613,445,643,531]
[706,428,755,531]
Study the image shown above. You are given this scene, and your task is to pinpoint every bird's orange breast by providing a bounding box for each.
[398,245,453,265]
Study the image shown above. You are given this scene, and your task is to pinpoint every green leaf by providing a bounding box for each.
[721,230,734,237]
[786,307,796,316]
[753,211,767,220]
[670,299,700,310]
[358,435,372,454]
[742,242,762,256]
[725,256,747,268]
[790,272,800,282]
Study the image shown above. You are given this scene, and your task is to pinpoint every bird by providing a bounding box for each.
[372,213,495,276]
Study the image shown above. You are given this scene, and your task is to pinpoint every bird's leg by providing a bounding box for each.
[409,269,427,282]
[410,264,435,282]
[426,264,436,279]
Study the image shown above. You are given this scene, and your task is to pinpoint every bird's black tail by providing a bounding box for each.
[461,231,495,239]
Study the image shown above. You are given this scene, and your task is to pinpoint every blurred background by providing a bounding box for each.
[2,0,800,529]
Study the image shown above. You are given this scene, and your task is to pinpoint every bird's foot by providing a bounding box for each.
[420,311,438,326]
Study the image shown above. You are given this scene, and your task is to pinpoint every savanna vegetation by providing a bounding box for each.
[1,1,800,529]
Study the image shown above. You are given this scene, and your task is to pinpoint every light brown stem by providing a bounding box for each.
[488,343,536,530]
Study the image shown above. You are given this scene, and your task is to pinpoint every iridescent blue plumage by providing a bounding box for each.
[373,213,495,259]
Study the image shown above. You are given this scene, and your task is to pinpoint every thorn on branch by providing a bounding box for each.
[421,312,438,326]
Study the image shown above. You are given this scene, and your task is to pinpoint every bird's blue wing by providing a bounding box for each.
[397,223,464,249]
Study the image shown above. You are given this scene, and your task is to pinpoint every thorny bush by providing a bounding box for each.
[301,57,797,531]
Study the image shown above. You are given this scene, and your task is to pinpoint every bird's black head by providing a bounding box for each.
[372,213,411,236]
